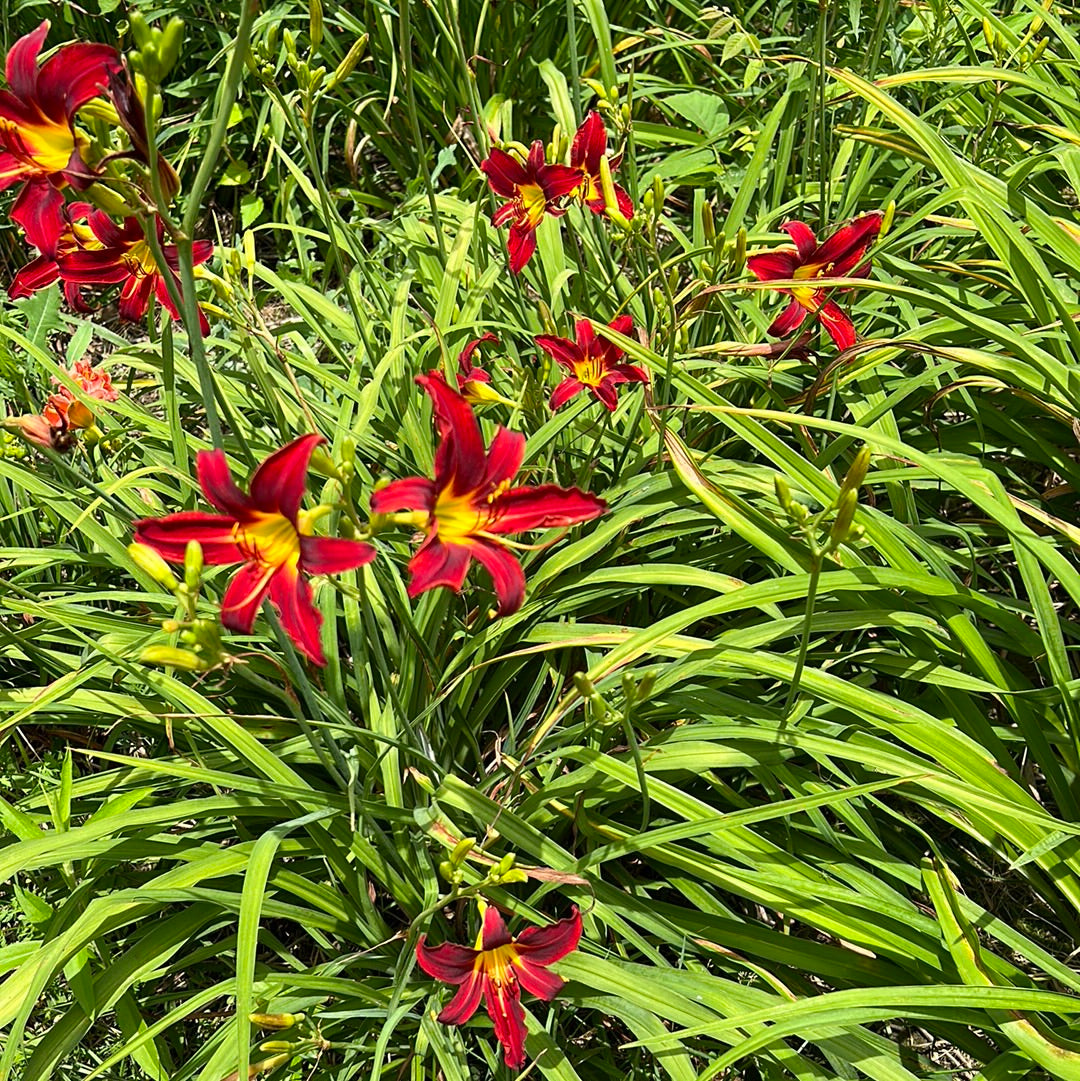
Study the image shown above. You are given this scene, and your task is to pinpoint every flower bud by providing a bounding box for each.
[774,475,794,513]
[138,645,209,671]
[157,17,184,78]
[599,155,630,229]
[732,227,747,275]
[258,1041,294,1052]
[636,670,657,701]
[651,175,664,213]
[621,670,637,703]
[308,0,324,48]
[840,447,871,494]
[129,10,153,49]
[880,200,896,239]
[573,671,596,698]
[129,542,180,592]
[249,1012,303,1030]
[326,35,368,91]
[701,200,716,244]
[450,836,476,865]
[184,540,203,593]
[161,619,182,633]
[828,488,858,548]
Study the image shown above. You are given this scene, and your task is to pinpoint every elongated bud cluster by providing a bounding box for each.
[128,12,184,83]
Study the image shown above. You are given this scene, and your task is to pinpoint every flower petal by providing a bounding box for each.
[438,971,485,1026]
[479,146,527,196]
[480,904,513,951]
[592,380,619,411]
[746,250,798,281]
[6,22,48,101]
[268,562,324,665]
[37,43,121,119]
[457,332,498,371]
[817,299,858,350]
[196,448,251,517]
[483,979,528,1069]
[541,162,588,201]
[570,110,606,173]
[406,535,472,598]
[299,535,376,575]
[56,247,130,284]
[417,372,486,493]
[515,907,582,965]
[8,252,58,298]
[11,179,64,253]
[370,476,436,515]
[513,959,565,1001]
[549,377,584,411]
[768,298,807,338]
[487,485,606,534]
[481,427,525,490]
[507,222,537,274]
[468,540,526,616]
[248,433,324,519]
[133,512,243,565]
[781,220,817,260]
[416,936,481,984]
[117,272,154,323]
[220,562,274,634]
[534,334,582,373]
[812,211,883,272]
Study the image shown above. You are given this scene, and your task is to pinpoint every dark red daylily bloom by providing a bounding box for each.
[455,332,502,405]
[56,213,214,333]
[536,314,647,411]
[746,212,883,351]
[480,140,580,274]
[8,200,98,309]
[134,435,376,665]
[569,110,633,220]
[370,375,606,615]
[416,905,582,1069]
[0,21,121,249]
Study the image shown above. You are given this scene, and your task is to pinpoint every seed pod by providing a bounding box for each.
[128,542,179,592]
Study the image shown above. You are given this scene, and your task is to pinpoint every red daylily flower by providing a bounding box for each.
[455,332,503,405]
[370,375,606,615]
[416,905,582,1069]
[56,213,214,333]
[569,110,633,220]
[0,21,121,249]
[8,200,99,309]
[480,140,580,274]
[746,212,883,351]
[133,435,376,665]
[536,314,647,411]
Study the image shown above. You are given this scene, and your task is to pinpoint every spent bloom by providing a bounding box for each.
[6,357,117,450]
[416,905,582,1069]
[535,314,647,411]
[746,212,883,351]
[134,434,375,665]
[56,213,214,333]
[0,21,121,247]
[370,374,606,615]
[569,110,633,220]
[480,140,580,274]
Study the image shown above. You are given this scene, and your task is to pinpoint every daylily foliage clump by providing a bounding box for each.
[0,6,918,1077]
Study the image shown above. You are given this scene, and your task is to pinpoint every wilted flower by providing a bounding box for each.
[535,314,647,411]
[416,905,582,1069]
[746,212,883,351]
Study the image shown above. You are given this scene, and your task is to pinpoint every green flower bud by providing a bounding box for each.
[840,447,871,494]
[774,475,794,513]
[326,35,368,91]
[828,488,858,548]
[309,0,324,49]
[249,1012,303,1030]
[157,17,184,77]
[184,540,203,593]
[128,542,179,592]
[138,645,209,671]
